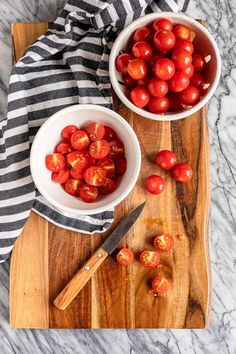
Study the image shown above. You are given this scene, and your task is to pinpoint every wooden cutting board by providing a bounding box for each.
[10,22,211,328]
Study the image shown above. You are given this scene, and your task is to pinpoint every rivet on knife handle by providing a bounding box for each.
[54,247,108,310]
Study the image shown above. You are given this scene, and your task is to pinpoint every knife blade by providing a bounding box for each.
[54,202,146,310]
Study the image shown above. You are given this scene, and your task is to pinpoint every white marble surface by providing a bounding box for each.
[0,0,236,353]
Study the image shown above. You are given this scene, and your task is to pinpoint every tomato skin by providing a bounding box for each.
[116,248,134,266]
[70,130,90,151]
[139,250,160,268]
[130,86,150,108]
[171,49,192,70]
[67,151,88,170]
[133,26,152,43]
[148,78,168,98]
[169,70,190,92]
[100,178,116,195]
[155,150,177,170]
[61,125,78,140]
[45,153,66,172]
[89,139,110,159]
[173,39,193,54]
[152,276,171,295]
[192,54,206,73]
[152,18,173,32]
[182,64,194,78]
[56,142,72,155]
[85,122,105,141]
[132,41,153,62]
[52,167,70,184]
[137,75,151,87]
[79,184,98,203]
[108,139,125,159]
[103,126,117,142]
[173,25,190,40]
[148,96,169,114]
[168,93,183,112]
[179,85,200,106]
[97,157,115,177]
[154,234,175,253]
[154,58,175,80]
[145,175,165,194]
[148,54,163,73]
[190,73,206,88]
[115,158,127,175]
[172,162,193,182]
[127,58,148,80]
[115,53,133,74]
[84,166,106,187]
[65,179,84,196]
[70,168,84,180]
[123,74,136,90]
[154,30,176,52]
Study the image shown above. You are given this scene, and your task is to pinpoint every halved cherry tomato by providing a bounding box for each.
[79,184,98,203]
[61,125,78,140]
[179,85,200,105]
[145,175,165,194]
[139,250,160,268]
[133,26,152,43]
[154,234,175,253]
[115,53,133,74]
[171,49,192,70]
[173,24,190,40]
[169,70,190,92]
[127,58,148,80]
[192,54,206,73]
[172,162,193,182]
[148,96,169,114]
[115,158,127,175]
[97,157,115,177]
[45,153,66,172]
[70,130,90,151]
[153,18,173,32]
[100,178,116,195]
[56,142,72,155]
[89,139,110,159]
[65,179,84,196]
[152,275,171,295]
[52,167,70,184]
[103,126,117,142]
[70,168,84,180]
[85,122,105,141]
[173,39,193,54]
[67,151,88,170]
[148,78,168,98]
[108,139,125,159]
[83,150,96,167]
[182,64,194,78]
[154,30,176,52]
[155,150,177,170]
[130,86,150,108]
[123,74,136,90]
[168,93,183,112]
[116,248,134,266]
[154,58,175,80]
[84,166,106,187]
[132,41,153,62]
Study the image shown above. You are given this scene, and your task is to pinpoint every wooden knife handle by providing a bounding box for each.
[54,248,108,310]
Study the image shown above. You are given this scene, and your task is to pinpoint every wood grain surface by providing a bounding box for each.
[10,22,211,328]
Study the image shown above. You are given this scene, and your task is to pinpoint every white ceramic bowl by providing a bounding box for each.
[109,12,221,121]
[30,105,141,215]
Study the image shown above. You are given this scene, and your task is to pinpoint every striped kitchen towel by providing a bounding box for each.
[0,0,189,263]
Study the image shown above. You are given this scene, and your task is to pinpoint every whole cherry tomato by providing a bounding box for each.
[115,158,127,175]
[139,250,160,268]
[85,122,105,141]
[145,175,165,194]
[172,162,193,182]
[130,86,150,108]
[179,85,200,105]
[45,153,66,172]
[155,150,177,170]
[84,166,106,187]
[148,54,163,73]
[182,64,194,78]
[123,74,136,89]
[152,275,171,295]
[168,70,190,92]
[154,58,175,80]
[148,96,169,114]
[190,73,206,89]
[132,41,153,62]
[115,53,133,74]
[171,49,192,70]
[108,139,125,159]
[79,184,98,203]
[70,130,90,151]
[154,30,176,52]
[127,58,148,80]
[173,39,193,54]
[61,125,78,140]
[97,157,115,177]
[154,234,175,253]
[152,18,173,32]
[148,78,168,98]
[137,75,151,87]
[192,54,206,73]
[116,248,134,266]
[89,139,110,159]
[168,93,183,112]
[52,167,70,184]
[173,24,190,40]
[100,178,116,195]
[104,126,117,141]
[133,26,152,43]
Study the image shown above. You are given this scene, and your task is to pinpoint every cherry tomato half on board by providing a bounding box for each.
[79,184,98,203]
[45,153,66,172]
[155,150,177,170]
[61,125,78,140]
[52,167,70,184]
[171,162,193,182]
[85,122,105,141]
[89,139,110,159]
[152,275,171,295]
[84,166,106,187]
[116,248,134,266]
[139,250,160,268]
[154,234,175,253]
[70,130,90,151]
[145,175,165,195]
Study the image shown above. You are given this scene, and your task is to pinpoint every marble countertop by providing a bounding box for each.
[0,0,235,353]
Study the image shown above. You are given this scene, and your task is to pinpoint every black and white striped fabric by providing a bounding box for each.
[0,0,188,263]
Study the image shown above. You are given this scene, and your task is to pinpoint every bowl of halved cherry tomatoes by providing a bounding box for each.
[30,105,141,215]
[109,12,221,121]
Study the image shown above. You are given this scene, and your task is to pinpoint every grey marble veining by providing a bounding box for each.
[0,0,236,353]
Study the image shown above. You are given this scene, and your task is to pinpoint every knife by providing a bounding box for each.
[54,202,146,310]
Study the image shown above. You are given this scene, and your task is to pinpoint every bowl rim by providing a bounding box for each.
[30,104,141,215]
[109,12,221,121]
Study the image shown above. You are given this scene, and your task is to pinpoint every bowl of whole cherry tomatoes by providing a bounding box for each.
[30,105,141,215]
[109,12,221,121]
